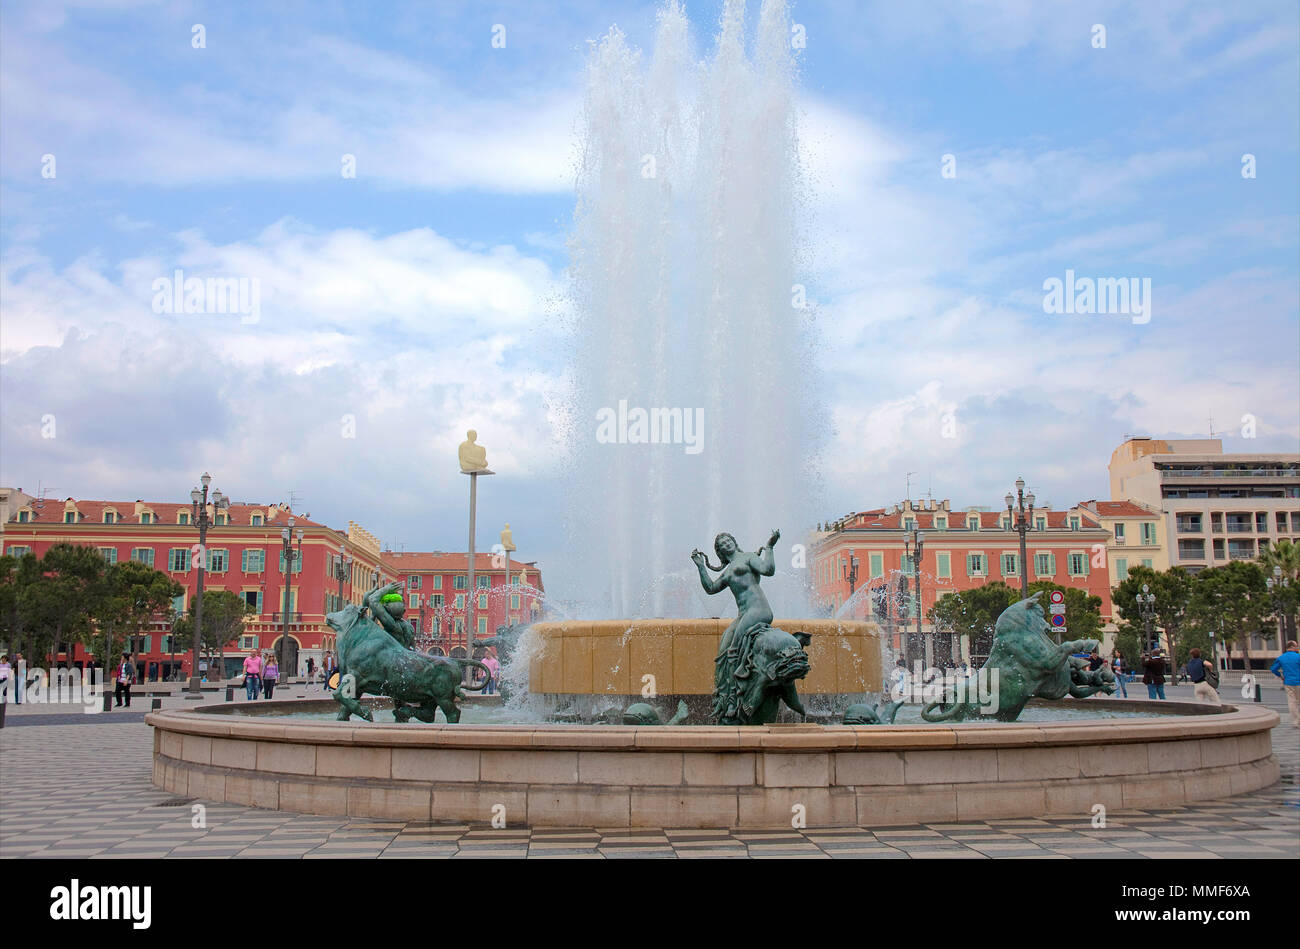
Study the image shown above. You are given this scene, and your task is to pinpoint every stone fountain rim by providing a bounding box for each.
[146,699,1278,751]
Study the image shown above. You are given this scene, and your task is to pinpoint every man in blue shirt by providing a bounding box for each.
[1185,647,1219,706]
[1270,640,1300,727]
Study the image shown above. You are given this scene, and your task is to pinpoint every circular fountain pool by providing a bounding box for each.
[146,696,1279,828]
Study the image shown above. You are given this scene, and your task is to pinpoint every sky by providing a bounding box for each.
[2,0,1298,604]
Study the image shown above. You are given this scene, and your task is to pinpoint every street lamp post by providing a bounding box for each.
[1138,583,1158,655]
[280,520,303,678]
[1004,478,1036,600]
[905,529,927,666]
[847,555,859,601]
[186,472,228,697]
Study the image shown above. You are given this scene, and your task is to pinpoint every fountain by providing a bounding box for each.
[145,1,1279,827]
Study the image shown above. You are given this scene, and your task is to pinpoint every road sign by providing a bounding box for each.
[1049,603,1066,615]
[1049,590,1065,604]
[1050,613,1066,627]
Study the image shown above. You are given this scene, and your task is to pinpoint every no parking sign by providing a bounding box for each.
[1049,590,1066,629]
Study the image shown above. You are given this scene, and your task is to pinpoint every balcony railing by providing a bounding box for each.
[269,612,304,624]
[1175,522,1203,533]
[1225,523,1253,533]
[1161,468,1300,478]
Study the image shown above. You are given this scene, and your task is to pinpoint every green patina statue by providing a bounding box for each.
[326,581,493,723]
[479,622,529,700]
[842,699,904,725]
[921,592,1116,722]
[691,529,812,725]
[622,699,689,725]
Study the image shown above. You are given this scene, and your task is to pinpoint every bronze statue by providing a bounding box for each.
[842,699,904,725]
[327,582,493,723]
[922,592,1115,722]
[621,699,689,725]
[691,529,811,725]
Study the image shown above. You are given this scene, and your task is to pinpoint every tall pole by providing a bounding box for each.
[467,471,478,660]
[280,519,295,680]
[187,473,226,696]
[1005,477,1035,602]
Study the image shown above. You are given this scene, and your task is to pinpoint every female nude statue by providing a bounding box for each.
[691,528,781,722]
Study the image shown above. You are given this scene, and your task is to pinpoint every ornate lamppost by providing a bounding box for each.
[905,529,926,666]
[186,472,228,696]
[1004,478,1035,599]
[847,554,860,600]
[1138,583,1158,655]
[279,519,303,677]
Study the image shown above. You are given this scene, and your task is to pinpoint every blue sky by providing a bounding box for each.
[2,0,1297,603]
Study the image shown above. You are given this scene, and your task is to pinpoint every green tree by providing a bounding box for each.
[89,561,183,677]
[1113,565,1193,674]
[172,590,254,678]
[22,544,107,664]
[1259,539,1299,643]
[1186,560,1271,669]
[928,582,1017,660]
[0,552,41,658]
[1025,580,1104,643]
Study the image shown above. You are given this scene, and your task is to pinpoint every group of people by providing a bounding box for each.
[240,652,281,700]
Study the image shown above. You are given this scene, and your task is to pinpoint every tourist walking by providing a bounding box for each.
[323,652,336,691]
[1185,647,1220,706]
[0,654,11,703]
[242,652,262,700]
[482,652,500,695]
[1142,650,1166,700]
[1270,640,1300,727]
[113,652,136,708]
[12,653,24,703]
[262,654,279,699]
[1110,650,1128,698]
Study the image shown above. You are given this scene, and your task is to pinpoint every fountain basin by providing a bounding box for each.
[146,699,1279,828]
[526,618,881,697]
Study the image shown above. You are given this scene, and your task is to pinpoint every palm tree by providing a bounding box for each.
[1260,538,1299,645]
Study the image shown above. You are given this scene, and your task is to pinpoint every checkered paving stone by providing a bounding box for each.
[2,712,1297,859]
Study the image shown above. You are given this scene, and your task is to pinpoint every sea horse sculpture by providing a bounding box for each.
[921,592,1115,722]
[691,529,812,725]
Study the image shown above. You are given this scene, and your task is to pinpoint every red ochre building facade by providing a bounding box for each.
[2,496,543,681]
[812,498,1113,663]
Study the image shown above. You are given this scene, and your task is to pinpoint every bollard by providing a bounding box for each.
[225,685,235,702]
[151,698,162,711]
[0,701,6,729]
[1255,683,1262,703]
[103,688,112,712]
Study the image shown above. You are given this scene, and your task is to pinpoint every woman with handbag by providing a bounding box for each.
[262,653,279,699]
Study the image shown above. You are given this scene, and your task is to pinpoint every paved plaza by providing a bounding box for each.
[1,683,1296,859]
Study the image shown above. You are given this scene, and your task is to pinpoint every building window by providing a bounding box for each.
[141,512,154,524]
[409,575,421,589]
[206,549,228,572]
[455,617,464,635]
[168,548,190,572]
[1115,558,1128,581]
[511,594,520,609]
[1113,523,1125,542]
[478,617,488,636]
[453,575,467,590]
[903,517,915,532]
[1035,516,1046,531]
[1140,522,1157,545]
[967,517,980,531]
[1179,539,1206,560]
[868,553,883,579]
[455,594,465,609]
[1141,559,1153,568]
[477,575,490,589]
[431,594,444,608]
[251,514,263,526]
[6,545,30,557]
[64,511,77,523]
[936,552,951,579]
[130,548,155,567]
[409,594,420,609]
[934,517,946,530]
[243,590,261,612]
[215,513,228,526]
[967,554,985,576]
[1035,553,1055,576]
[278,549,303,573]
[239,635,259,650]
[241,549,265,572]
[1068,552,1087,576]
[1001,516,1011,530]
[1277,512,1289,532]
[170,594,185,614]
[478,594,488,610]
[1069,516,1080,531]
[510,614,519,625]
[433,575,443,589]
[177,513,189,525]
[103,511,117,524]
[16,510,29,523]
[1001,553,1018,575]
